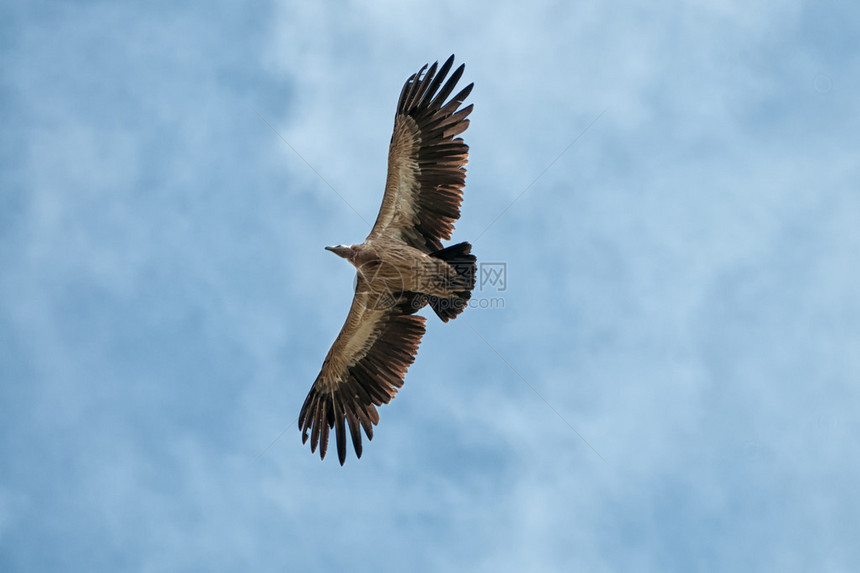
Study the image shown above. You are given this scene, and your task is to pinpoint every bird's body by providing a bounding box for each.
[299,56,475,464]
[330,240,470,299]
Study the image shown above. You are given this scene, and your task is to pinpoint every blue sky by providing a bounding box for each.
[2,0,859,571]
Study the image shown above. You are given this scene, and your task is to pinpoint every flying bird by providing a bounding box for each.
[299,55,476,465]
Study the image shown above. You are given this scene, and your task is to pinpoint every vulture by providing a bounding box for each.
[298,55,476,464]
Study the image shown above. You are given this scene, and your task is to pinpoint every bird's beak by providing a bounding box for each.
[325,245,352,259]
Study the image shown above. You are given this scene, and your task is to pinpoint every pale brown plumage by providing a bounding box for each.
[298,56,476,465]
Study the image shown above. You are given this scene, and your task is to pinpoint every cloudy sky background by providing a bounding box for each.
[2,0,859,571]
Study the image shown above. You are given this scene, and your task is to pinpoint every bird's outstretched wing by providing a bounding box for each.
[368,55,473,253]
[298,279,426,464]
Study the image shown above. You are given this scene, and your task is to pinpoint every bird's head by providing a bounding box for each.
[325,244,356,261]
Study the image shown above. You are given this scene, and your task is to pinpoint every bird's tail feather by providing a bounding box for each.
[426,241,476,322]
